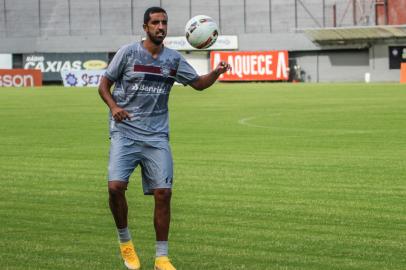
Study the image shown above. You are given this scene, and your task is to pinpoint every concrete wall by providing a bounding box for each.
[4,0,40,38]
[40,0,70,36]
[0,32,351,54]
[318,50,369,82]
[369,44,401,82]
[182,51,209,75]
[100,0,133,35]
[220,0,244,34]
[0,53,12,68]
[0,0,379,52]
[291,49,370,83]
[0,0,6,37]
[288,44,403,83]
[133,0,160,35]
[0,0,370,39]
[238,33,319,51]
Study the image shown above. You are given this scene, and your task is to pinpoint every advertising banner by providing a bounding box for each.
[0,69,42,87]
[401,63,406,83]
[61,70,105,87]
[164,35,238,51]
[23,53,108,81]
[210,51,289,81]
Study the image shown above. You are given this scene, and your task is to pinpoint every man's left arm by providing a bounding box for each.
[190,61,231,91]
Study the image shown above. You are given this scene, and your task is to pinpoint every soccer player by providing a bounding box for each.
[98,6,230,270]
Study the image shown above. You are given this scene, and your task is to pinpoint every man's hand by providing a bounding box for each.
[189,61,232,91]
[98,76,131,122]
[111,106,131,122]
[214,61,231,76]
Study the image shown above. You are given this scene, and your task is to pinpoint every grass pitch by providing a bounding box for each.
[0,83,405,270]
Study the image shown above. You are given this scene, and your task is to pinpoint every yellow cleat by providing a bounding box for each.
[154,256,176,270]
[119,241,141,270]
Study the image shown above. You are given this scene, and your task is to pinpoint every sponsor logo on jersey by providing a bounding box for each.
[131,83,169,94]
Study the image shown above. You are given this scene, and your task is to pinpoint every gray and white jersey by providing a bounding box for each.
[104,41,199,141]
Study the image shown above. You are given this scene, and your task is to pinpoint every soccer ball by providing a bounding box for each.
[185,15,219,49]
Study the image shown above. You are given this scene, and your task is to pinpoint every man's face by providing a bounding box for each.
[144,12,168,45]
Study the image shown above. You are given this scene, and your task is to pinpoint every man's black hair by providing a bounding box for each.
[144,7,167,25]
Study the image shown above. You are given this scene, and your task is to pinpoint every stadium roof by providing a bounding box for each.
[303,25,406,45]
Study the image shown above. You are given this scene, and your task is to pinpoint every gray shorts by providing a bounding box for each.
[108,133,173,195]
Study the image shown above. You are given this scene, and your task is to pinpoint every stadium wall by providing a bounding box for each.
[369,44,402,82]
[0,53,12,68]
[289,49,370,83]
[0,0,357,39]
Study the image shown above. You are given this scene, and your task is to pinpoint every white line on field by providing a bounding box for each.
[238,115,375,135]
[238,114,282,129]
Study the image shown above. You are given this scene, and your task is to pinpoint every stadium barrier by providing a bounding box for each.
[0,69,42,87]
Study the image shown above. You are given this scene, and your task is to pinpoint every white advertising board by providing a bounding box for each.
[164,35,238,51]
[61,70,105,87]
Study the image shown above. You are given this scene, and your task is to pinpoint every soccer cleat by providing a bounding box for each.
[119,241,141,270]
[154,256,176,270]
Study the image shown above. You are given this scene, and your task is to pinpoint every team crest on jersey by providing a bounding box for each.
[161,67,171,78]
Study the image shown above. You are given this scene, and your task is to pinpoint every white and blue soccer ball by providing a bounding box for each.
[185,15,219,49]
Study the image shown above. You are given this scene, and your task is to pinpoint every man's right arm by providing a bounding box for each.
[98,76,130,122]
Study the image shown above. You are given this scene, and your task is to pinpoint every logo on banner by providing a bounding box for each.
[65,73,78,86]
[24,56,82,72]
[61,70,104,87]
[83,60,108,70]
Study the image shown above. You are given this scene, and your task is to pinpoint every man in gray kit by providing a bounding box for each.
[98,6,230,270]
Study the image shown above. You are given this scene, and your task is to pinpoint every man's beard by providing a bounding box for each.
[148,32,165,46]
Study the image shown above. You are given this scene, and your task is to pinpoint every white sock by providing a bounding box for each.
[117,227,132,243]
[156,241,168,257]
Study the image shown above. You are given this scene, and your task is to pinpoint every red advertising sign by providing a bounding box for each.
[0,69,42,87]
[401,63,406,83]
[210,51,289,81]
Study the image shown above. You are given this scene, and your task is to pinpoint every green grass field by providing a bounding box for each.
[0,83,405,270]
